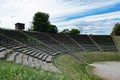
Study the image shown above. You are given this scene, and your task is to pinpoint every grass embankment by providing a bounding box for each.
[112,36,120,51]
[0,52,119,80]
[0,60,72,80]
[54,51,120,80]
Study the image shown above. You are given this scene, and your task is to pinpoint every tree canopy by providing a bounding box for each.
[48,25,58,33]
[59,29,70,34]
[70,29,80,35]
[60,29,80,35]
[32,12,58,33]
[111,23,120,36]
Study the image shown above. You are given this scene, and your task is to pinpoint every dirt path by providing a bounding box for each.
[90,62,120,80]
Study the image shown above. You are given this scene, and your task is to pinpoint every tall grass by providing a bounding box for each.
[0,60,72,80]
[112,36,120,51]
[54,51,120,80]
[0,51,120,80]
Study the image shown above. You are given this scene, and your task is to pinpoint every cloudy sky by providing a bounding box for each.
[0,0,120,35]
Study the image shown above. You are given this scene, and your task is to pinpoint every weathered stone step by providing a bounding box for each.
[17,47,31,52]
[29,52,38,56]
[15,53,23,64]
[28,56,35,68]
[22,49,31,53]
[33,58,40,69]
[22,54,29,66]
[25,50,37,55]
[51,53,59,56]
[6,52,60,73]
[0,51,5,58]
[38,53,46,60]
[42,54,49,61]
[0,49,13,58]
[21,48,33,53]
[45,55,53,62]
[0,47,6,51]
[7,52,18,61]
[4,49,13,55]
[13,46,27,50]
[34,52,42,57]
[38,60,48,70]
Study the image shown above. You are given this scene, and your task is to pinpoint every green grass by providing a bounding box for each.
[0,51,120,80]
[112,36,120,51]
[0,60,72,80]
[54,51,120,80]
[1,51,119,80]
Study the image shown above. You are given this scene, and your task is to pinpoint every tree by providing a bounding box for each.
[48,25,58,33]
[111,23,120,36]
[32,12,58,33]
[60,28,80,35]
[32,12,50,32]
[60,29,70,34]
[70,29,80,35]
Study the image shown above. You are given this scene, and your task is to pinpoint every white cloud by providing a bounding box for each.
[53,11,120,34]
[53,11,120,25]
[0,0,120,34]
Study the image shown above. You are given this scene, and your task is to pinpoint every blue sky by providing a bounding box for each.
[0,0,120,35]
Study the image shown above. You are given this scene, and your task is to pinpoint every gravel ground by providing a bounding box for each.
[90,62,120,80]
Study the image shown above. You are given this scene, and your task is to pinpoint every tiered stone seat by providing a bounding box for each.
[0,32,24,48]
[33,58,40,69]
[0,46,6,51]
[90,35,118,51]
[33,45,58,55]
[7,52,61,73]
[0,29,54,63]
[14,46,53,62]
[15,53,23,63]
[69,35,100,51]
[0,29,44,52]
[0,29,28,44]
[31,45,55,55]
[0,33,25,59]
[0,31,45,64]
[48,33,83,51]
[0,28,118,73]
[0,46,7,58]
[24,31,68,53]
[7,52,18,61]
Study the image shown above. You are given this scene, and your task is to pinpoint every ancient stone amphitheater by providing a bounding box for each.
[0,29,118,73]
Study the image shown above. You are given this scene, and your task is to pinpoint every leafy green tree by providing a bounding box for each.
[48,25,58,33]
[111,23,120,36]
[32,12,50,32]
[60,29,70,34]
[32,12,58,33]
[60,28,80,35]
[70,29,80,35]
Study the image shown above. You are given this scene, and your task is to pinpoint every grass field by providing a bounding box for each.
[54,51,120,80]
[0,60,72,80]
[0,51,120,80]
